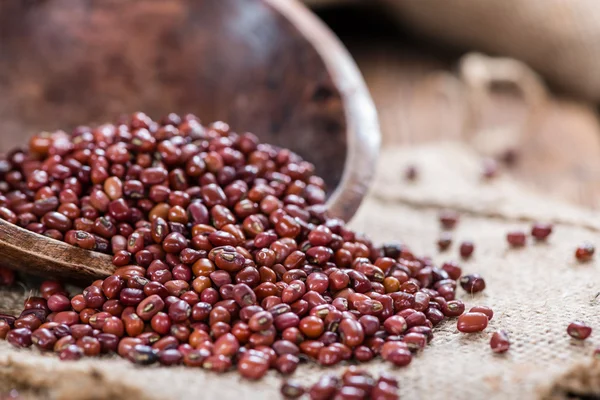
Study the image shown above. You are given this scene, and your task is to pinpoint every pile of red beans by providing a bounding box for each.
[0,113,492,395]
[281,367,399,399]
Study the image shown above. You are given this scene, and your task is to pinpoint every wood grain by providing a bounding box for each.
[0,219,114,282]
[318,5,600,210]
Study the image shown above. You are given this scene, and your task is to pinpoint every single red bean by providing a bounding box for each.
[459,241,475,258]
[309,375,340,400]
[490,330,510,353]
[507,231,526,247]
[469,306,494,320]
[383,316,407,335]
[531,222,552,241]
[47,294,71,313]
[567,321,592,340]
[338,318,364,347]
[457,312,489,333]
[31,328,57,350]
[60,344,84,361]
[439,210,459,230]
[460,274,486,293]
[575,242,595,262]
[281,381,305,399]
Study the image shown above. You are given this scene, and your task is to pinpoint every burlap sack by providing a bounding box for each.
[307,0,600,103]
[1,143,599,399]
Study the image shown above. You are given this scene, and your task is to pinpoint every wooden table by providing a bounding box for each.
[318,5,600,210]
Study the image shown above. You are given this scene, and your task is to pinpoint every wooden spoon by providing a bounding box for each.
[0,0,380,281]
[0,218,114,282]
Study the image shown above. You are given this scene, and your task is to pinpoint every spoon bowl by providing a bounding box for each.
[0,0,380,281]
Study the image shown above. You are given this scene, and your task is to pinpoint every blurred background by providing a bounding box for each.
[307,0,600,210]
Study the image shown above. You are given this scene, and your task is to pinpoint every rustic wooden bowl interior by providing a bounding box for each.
[0,0,379,220]
[0,0,380,281]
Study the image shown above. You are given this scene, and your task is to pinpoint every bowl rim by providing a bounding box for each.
[266,0,381,222]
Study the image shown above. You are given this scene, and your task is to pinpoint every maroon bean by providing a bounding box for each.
[309,375,340,400]
[249,311,273,332]
[60,344,84,361]
[158,349,183,366]
[567,321,592,340]
[31,328,57,350]
[457,312,489,333]
[531,222,552,241]
[96,333,119,353]
[46,294,70,313]
[127,344,158,365]
[151,312,172,335]
[54,311,79,326]
[232,283,257,307]
[403,332,427,352]
[439,210,459,229]
[168,300,191,322]
[507,231,526,247]
[237,354,269,380]
[213,333,240,357]
[425,307,444,326]
[203,354,233,373]
[469,306,493,320]
[338,318,364,347]
[39,280,66,300]
[460,274,486,293]
[7,328,33,348]
[459,241,475,258]
[384,316,407,335]
[490,330,510,353]
[575,242,595,262]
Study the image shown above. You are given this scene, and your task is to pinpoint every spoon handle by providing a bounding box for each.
[0,218,114,282]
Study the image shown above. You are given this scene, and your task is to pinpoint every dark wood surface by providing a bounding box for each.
[0,218,114,282]
[0,0,380,281]
[318,5,600,210]
[0,0,347,188]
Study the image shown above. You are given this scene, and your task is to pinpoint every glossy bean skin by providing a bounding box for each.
[457,312,489,333]
[0,113,480,384]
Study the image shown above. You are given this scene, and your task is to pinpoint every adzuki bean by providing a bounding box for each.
[0,112,493,384]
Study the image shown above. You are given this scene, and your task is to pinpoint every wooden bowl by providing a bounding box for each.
[0,0,380,222]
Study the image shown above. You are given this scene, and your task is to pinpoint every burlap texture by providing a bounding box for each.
[1,143,599,399]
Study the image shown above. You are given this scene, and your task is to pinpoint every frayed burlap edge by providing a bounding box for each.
[0,356,150,400]
[540,361,600,400]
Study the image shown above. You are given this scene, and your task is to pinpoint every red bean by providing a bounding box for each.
[575,242,595,262]
[299,316,324,339]
[437,232,452,251]
[440,261,461,281]
[237,354,269,380]
[281,381,305,399]
[469,306,493,320]
[439,210,459,229]
[47,294,71,313]
[531,222,552,241]
[460,274,486,293]
[490,330,510,353]
[567,321,592,340]
[309,375,340,400]
[459,241,475,258]
[506,231,526,247]
[0,112,500,382]
[383,316,407,335]
[457,312,488,333]
[338,318,364,347]
[60,344,84,361]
